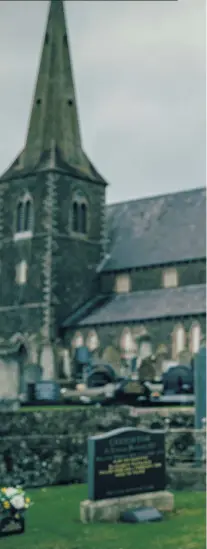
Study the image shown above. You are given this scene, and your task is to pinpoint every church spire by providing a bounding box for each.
[23,0,84,170]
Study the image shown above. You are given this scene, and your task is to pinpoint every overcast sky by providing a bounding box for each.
[0,0,205,203]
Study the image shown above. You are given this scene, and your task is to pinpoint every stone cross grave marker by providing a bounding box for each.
[88,426,165,501]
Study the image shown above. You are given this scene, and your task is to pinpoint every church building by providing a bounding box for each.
[0,0,205,396]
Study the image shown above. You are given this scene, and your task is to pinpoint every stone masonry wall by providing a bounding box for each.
[52,174,105,326]
[0,406,204,491]
[0,168,105,338]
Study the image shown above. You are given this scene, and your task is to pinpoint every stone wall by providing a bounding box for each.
[0,406,204,491]
[0,174,47,312]
[53,174,105,326]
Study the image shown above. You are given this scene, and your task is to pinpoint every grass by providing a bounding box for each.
[18,406,84,412]
[18,404,194,413]
[1,486,205,549]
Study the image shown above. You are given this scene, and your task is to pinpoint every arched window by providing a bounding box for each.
[80,202,87,234]
[72,201,78,232]
[71,331,84,349]
[189,322,201,355]
[139,338,152,362]
[16,201,24,232]
[71,192,88,235]
[136,332,152,369]
[24,199,33,231]
[120,328,137,360]
[62,349,71,378]
[172,324,186,360]
[86,330,99,352]
[15,194,33,238]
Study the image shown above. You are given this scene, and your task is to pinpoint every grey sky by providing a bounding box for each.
[0,0,205,203]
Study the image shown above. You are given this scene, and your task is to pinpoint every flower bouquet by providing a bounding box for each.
[0,487,32,536]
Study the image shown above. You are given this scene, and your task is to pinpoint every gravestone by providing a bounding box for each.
[163,365,193,394]
[102,346,121,374]
[195,347,206,428]
[0,515,25,536]
[75,346,90,366]
[139,357,156,382]
[121,379,145,396]
[34,381,60,402]
[74,346,91,381]
[194,347,206,463]
[120,506,163,523]
[88,427,165,501]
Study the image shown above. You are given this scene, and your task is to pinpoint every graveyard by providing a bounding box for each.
[0,348,205,546]
[0,403,206,547]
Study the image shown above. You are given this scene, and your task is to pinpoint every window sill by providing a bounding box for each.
[114,289,130,294]
[70,230,88,240]
[14,231,33,241]
[163,284,178,289]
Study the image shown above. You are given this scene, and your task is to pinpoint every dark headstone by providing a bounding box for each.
[87,370,112,388]
[27,383,36,402]
[194,347,206,429]
[88,427,165,501]
[120,506,163,523]
[163,366,193,394]
[75,346,90,365]
[0,516,25,536]
[74,346,91,380]
[194,347,206,463]
[139,357,156,382]
[34,381,60,402]
[100,364,117,381]
[131,357,137,373]
[87,365,116,388]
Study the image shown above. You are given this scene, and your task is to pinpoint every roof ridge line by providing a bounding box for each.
[107,186,205,208]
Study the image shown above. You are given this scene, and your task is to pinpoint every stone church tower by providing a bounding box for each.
[0,0,106,394]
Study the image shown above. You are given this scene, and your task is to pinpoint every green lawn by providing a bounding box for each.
[18,405,83,412]
[1,486,205,549]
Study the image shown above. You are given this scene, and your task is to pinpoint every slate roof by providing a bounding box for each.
[102,187,206,271]
[77,284,206,326]
[62,294,109,328]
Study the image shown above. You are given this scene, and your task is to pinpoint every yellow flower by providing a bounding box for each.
[1,488,6,494]
[3,500,10,509]
[25,497,30,504]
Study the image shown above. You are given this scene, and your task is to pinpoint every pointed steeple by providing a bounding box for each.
[23,0,86,172]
